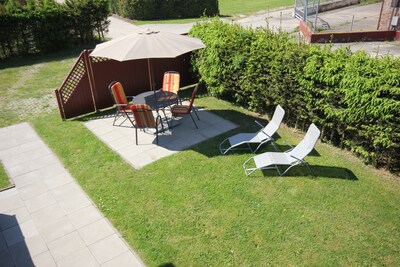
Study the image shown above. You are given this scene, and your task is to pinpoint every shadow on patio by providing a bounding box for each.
[79,104,357,180]
[81,106,238,169]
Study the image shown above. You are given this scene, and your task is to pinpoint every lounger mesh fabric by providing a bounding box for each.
[219,105,285,154]
[243,123,320,176]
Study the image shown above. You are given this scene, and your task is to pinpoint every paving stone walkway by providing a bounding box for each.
[0,123,144,267]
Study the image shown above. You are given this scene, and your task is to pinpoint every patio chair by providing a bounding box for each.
[243,123,320,176]
[162,71,180,94]
[130,104,165,145]
[219,105,285,154]
[170,83,200,129]
[109,81,135,126]
[161,71,181,106]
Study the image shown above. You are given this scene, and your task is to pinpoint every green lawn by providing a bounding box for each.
[133,17,207,26]
[1,49,399,266]
[0,162,11,190]
[219,0,292,16]
[133,0,293,25]
[218,0,379,16]
[0,47,95,127]
[133,0,381,25]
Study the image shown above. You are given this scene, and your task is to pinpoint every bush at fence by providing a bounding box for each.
[189,19,400,172]
[111,0,219,20]
[0,0,109,59]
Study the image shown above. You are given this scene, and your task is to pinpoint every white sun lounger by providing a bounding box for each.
[243,123,320,176]
[219,105,285,154]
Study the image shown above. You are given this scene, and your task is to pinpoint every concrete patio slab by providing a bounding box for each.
[0,122,145,267]
[84,107,237,169]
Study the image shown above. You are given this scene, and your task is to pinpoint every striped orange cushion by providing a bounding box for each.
[111,82,128,105]
[120,104,135,112]
[162,72,180,93]
[131,104,156,128]
[171,105,189,114]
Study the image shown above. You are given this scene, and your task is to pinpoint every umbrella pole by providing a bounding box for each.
[147,58,158,113]
[147,58,155,92]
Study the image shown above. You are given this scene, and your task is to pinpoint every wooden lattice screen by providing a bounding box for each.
[55,50,96,120]
[55,50,196,120]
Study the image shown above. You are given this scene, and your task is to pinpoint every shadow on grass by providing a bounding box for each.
[259,165,358,180]
[76,104,290,155]
[158,263,176,267]
[75,107,115,122]
[187,108,291,157]
[75,102,356,180]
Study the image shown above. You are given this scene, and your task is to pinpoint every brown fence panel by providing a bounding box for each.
[152,52,196,90]
[56,50,197,119]
[90,52,196,110]
[89,57,150,110]
[55,50,96,120]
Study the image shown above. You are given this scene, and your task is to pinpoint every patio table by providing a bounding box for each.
[132,90,178,129]
[132,90,178,110]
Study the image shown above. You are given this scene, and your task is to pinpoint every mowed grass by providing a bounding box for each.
[133,0,293,25]
[132,0,381,25]
[31,98,400,266]
[218,0,380,16]
[219,0,292,16]
[0,47,95,127]
[0,162,11,190]
[1,49,399,266]
[133,17,207,25]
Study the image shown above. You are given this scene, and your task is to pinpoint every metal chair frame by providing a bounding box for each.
[131,104,165,145]
[109,81,135,126]
[243,123,320,177]
[170,84,200,129]
[219,105,285,155]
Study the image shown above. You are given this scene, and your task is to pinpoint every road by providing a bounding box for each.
[106,3,400,57]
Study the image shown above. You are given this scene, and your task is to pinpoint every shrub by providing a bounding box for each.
[189,19,253,102]
[0,0,109,58]
[112,0,219,20]
[189,20,400,172]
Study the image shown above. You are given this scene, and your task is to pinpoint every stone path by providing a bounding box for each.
[0,123,144,267]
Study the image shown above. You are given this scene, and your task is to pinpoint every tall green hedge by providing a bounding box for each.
[190,19,400,172]
[111,0,219,20]
[0,0,109,58]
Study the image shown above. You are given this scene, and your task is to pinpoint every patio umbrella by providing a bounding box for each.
[89,28,206,92]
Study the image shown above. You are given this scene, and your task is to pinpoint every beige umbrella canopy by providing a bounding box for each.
[90,28,206,91]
